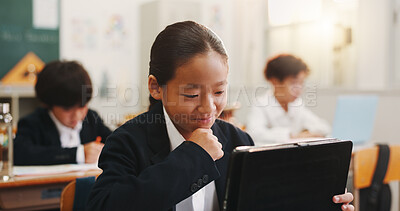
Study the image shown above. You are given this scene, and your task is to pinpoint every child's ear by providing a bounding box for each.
[148,75,162,100]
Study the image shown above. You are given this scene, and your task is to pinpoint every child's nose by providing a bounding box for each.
[198,94,215,113]
[72,108,85,120]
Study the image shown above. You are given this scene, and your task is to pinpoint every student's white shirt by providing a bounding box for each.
[49,111,85,164]
[246,91,331,145]
[163,106,219,211]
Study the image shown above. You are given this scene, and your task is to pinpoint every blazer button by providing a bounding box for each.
[202,175,209,184]
[197,179,203,187]
[191,183,198,192]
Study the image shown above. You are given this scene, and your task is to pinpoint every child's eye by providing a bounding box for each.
[182,94,199,98]
[215,91,225,95]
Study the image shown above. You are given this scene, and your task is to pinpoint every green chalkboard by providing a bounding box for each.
[0,0,59,80]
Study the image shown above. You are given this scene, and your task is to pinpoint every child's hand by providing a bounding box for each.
[188,128,224,161]
[84,141,104,163]
[333,191,354,211]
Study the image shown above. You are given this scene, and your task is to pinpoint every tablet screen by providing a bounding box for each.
[223,139,352,211]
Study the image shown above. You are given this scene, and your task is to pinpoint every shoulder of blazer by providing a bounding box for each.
[112,101,169,151]
[213,119,242,137]
[213,119,254,146]
[20,107,55,128]
[20,107,47,122]
[109,102,171,165]
[16,107,60,145]
[83,109,101,124]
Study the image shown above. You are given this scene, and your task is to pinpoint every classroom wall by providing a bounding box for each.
[396,0,400,88]
[356,0,393,90]
[60,0,145,127]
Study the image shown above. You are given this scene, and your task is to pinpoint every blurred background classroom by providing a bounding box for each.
[1,0,400,210]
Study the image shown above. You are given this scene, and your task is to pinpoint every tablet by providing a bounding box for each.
[223,138,352,211]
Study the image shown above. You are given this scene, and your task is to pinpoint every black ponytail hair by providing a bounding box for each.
[148,21,228,110]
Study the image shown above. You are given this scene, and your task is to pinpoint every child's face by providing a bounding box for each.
[272,71,307,103]
[161,51,228,138]
[51,105,88,128]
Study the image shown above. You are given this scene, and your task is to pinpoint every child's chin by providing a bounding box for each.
[66,122,78,128]
[196,120,214,128]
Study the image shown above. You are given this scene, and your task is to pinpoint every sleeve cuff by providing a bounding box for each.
[76,145,85,164]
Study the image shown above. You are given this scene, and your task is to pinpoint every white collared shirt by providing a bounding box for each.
[247,91,331,145]
[163,106,219,211]
[49,111,85,163]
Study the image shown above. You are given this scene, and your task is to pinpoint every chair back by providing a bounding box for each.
[353,145,400,211]
[353,145,400,189]
[60,180,76,211]
[60,176,96,211]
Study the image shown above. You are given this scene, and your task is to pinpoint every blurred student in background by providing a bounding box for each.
[14,61,111,165]
[247,54,330,145]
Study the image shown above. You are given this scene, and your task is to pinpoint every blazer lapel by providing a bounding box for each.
[146,102,171,165]
[80,111,95,144]
[212,123,231,208]
[40,108,62,147]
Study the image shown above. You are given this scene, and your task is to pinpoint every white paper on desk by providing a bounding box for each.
[13,163,100,176]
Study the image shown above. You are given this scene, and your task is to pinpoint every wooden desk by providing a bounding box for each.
[0,169,101,211]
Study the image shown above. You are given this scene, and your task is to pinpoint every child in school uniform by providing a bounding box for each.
[14,61,111,165]
[86,21,353,211]
[247,54,331,145]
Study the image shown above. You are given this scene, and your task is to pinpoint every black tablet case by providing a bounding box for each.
[223,139,353,211]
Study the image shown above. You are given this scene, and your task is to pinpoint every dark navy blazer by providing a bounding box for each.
[86,102,254,211]
[14,107,111,165]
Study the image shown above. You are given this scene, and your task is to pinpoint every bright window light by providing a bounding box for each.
[268,0,322,26]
